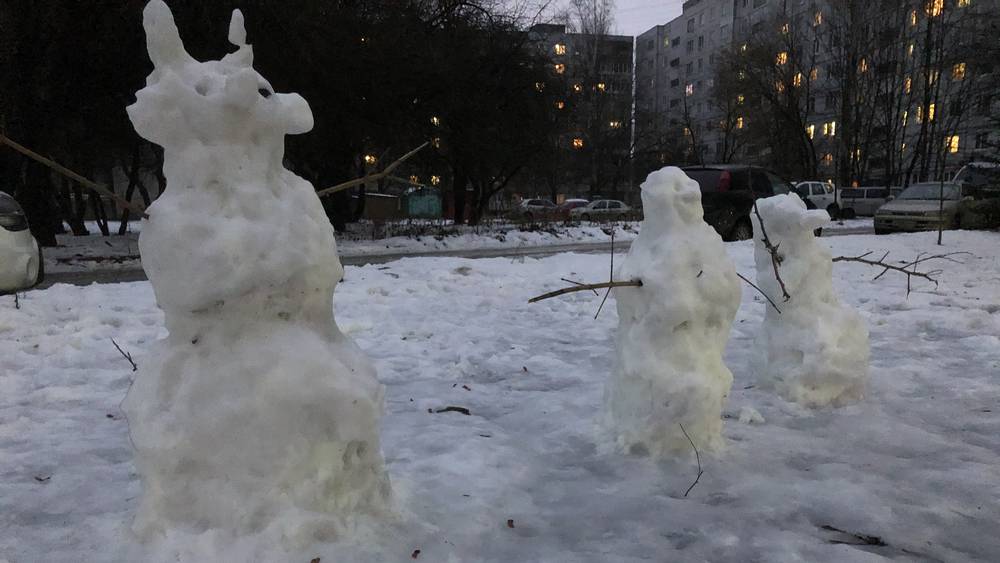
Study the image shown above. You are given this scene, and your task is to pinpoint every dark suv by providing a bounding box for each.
[680,165,806,240]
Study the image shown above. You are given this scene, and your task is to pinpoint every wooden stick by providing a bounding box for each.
[316,142,429,198]
[594,230,616,319]
[0,133,148,218]
[528,280,642,303]
[679,423,704,497]
[736,272,782,314]
[751,199,790,301]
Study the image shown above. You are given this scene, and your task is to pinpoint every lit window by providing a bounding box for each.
[908,43,915,57]
[822,153,834,165]
[793,72,804,87]
[806,124,815,139]
[683,127,691,136]
[958,0,971,6]
[430,175,441,186]
[534,82,545,92]
[740,43,748,53]
[928,102,936,121]
[776,51,789,65]
[572,138,584,149]
[823,121,837,136]
[917,105,924,123]
[737,94,745,104]
[902,110,909,126]
[910,9,919,26]
[685,83,695,96]
[928,69,939,85]
[409,174,419,183]
[554,63,565,74]
[814,11,823,26]
[573,83,583,93]
[554,43,566,55]
[810,67,819,81]
[431,137,441,148]
[946,135,960,153]
[952,62,966,80]
[609,120,622,129]
[926,0,943,16]
[781,23,790,34]
[363,154,377,165]
[904,76,912,93]
[736,116,744,129]
[430,116,441,126]
[597,82,607,92]
[775,80,786,93]
[853,148,862,159]
[901,142,907,152]
[555,100,565,109]
[859,58,869,73]
[738,70,746,80]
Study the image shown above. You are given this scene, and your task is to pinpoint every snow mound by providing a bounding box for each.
[123,0,389,547]
[751,194,870,407]
[604,167,741,455]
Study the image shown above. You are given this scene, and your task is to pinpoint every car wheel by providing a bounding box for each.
[874,228,890,235]
[841,208,857,220]
[582,214,591,222]
[826,203,841,220]
[618,214,627,221]
[730,220,753,241]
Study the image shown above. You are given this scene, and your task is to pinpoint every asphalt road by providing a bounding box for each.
[37,225,872,288]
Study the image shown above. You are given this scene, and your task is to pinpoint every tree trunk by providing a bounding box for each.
[452,167,468,225]
[15,162,59,247]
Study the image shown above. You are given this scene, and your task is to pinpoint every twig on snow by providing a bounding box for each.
[679,423,704,497]
[736,272,781,314]
[111,338,138,372]
[832,251,971,297]
[13,292,19,309]
[751,199,790,302]
[594,230,615,319]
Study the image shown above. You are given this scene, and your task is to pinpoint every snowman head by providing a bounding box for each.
[756,193,829,242]
[127,0,313,153]
[639,167,704,229]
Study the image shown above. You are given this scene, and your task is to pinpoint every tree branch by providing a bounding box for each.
[528,280,643,303]
[832,251,971,297]
[316,142,429,198]
[679,423,704,497]
[737,272,782,314]
[111,338,137,372]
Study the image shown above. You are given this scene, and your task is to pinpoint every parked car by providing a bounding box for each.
[510,198,558,221]
[556,198,590,220]
[874,182,967,234]
[569,199,632,221]
[0,191,44,294]
[793,181,840,217]
[837,187,890,218]
[681,165,803,240]
[953,161,1000,197]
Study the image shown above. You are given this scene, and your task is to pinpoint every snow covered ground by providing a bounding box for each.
[3,230,998,562]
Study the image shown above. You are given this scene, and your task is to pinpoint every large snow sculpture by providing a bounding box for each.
[605,167,741,456]
[123,1,389,542]
[751,194,869,407]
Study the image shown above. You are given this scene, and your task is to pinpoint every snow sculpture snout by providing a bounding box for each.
[123,1,390,546]
[605,167,740,456]
[751,194,870,407]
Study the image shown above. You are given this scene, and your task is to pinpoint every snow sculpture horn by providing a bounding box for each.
[751,194,869,407]
[604,167,741,456]
[123,0,390,545]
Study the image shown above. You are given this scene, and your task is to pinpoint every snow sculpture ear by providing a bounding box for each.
[223,9,254,68]
[142,0,195,71]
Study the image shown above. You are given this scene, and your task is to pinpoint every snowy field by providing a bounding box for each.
[3,230,998,562]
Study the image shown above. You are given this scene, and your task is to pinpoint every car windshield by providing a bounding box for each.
[954,165,1000,188]
[897,183,961,200]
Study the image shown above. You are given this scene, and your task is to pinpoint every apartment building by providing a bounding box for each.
[636,0,999,184]
[528,23,636,201]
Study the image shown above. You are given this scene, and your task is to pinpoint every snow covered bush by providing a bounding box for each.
[751,194,870,407]
[122,0,389,543]
[605,167,741,455]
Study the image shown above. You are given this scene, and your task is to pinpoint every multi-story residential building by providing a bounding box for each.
[636,0,998,185]
[527,23,636,202]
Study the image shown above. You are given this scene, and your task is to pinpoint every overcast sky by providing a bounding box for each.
[613,0,683,36]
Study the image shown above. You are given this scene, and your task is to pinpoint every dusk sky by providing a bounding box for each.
[614,0,683,36]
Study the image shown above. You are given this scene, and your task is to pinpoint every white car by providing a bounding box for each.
[0,192,43,294]
[794,181,839,215]
[569,199,633,221]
